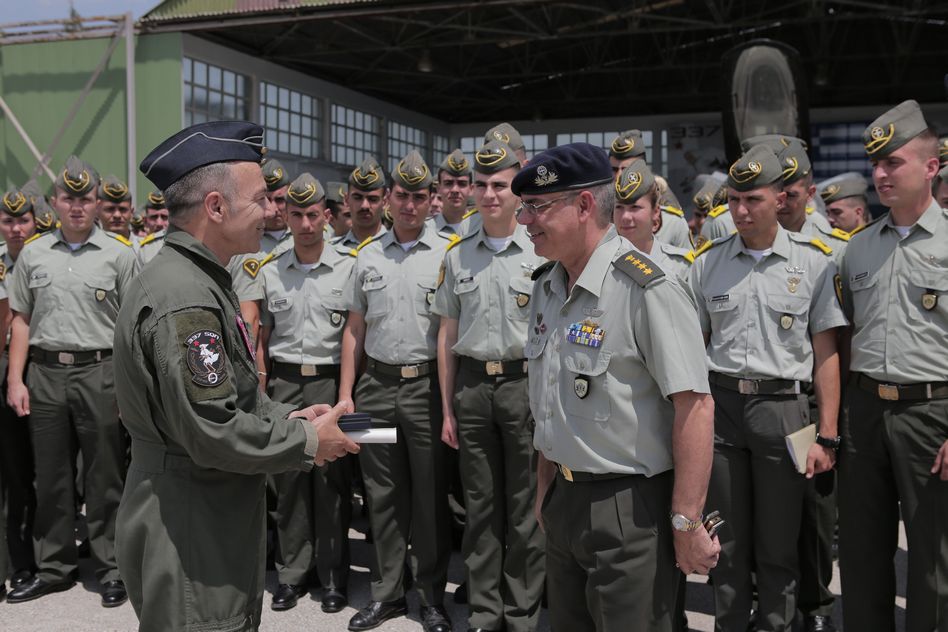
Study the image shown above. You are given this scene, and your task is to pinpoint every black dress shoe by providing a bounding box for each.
[271,583,307,611]
[806,615,838,632]
[101,580,128,608]
[7,577,75,603]
[421,605,452,632]
[11,570,33,588]
[347,598,408,631]
[322,588,348,613]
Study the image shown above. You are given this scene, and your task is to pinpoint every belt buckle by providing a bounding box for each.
[485,361,503,376]
[878,384,899,401]
[559,464,573,482]
[738,379,758,395]
[300,365,317,377]
[58,352,76,365]
[401,365,420,379]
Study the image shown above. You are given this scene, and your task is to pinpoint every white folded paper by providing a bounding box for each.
[345,428,397,444]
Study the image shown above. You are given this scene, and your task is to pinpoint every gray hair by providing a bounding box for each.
[590,182,616,226]
[163,162,236,223]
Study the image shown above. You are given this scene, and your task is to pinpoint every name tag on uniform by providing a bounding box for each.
[711,294,729,302]
[458,276,474,284]
[567,320,604,348]
[331,288,343,297]
[272,298,288,307]
[31,272,47,281]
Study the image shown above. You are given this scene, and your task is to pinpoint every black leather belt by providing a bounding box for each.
[556,463,634,483]
[856,373,948,401]
[29,348,112,367]
[271,361,340,378]
[710,371,807,396]
[367,358,436,379]
[458,356,527,377]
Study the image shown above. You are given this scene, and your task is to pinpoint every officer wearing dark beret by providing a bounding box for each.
[112,120,359,632]
[515,143,719,631]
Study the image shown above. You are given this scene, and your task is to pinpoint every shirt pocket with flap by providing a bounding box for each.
[506,276,534,321]
[524,334,548,416]
[764,293,811,344]
[361,274,389,317]
[848,272,880,321]
[454,275,480,311]
[907,268,948,319]
[84,276,118,315]
[267,295,294,330]
[416,277,439,316]
[706,294,743,342]
[562,348,613,422]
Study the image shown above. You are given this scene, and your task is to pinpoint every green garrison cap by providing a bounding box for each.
[286,172,325,207]
[939,136,948,165]
[261,158,290,191]
[130,214,145,230]
[484,123,524,152]
[439,149,473,177]
[349,156,386,191]
[1,188,34,217]
[609,130,646,159]
[326,181,347,204]
[614,158,655,203]
[776,140,812,184]
[692,176,727,212]
[55,155,98,196]
[819,172,869,203]
[97,174,131,203]
[727,144,783,192]
[144,190,165,210]
[863,99,929,157]
[474,140,520,174]
[391,150,433,191]
[740,134,808,153]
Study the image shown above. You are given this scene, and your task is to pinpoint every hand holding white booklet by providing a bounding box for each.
[785,424,817,474]
[345,428,397,444]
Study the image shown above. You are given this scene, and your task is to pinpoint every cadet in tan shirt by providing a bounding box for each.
[6,156,139,607]
[432,140,546,632]
[517,143,718,632]
[837,100,948,632]
[428,149,482,239]
[340,151,456,632]
[690,144,847,632]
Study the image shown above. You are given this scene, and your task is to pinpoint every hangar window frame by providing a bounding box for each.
[387,121,428,172]
[183,57,249,126]
[259,81,320,159]
[331,104,381,168]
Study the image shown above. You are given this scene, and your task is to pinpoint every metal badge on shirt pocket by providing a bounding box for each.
[94,289,107,302]
[330,310,345,326]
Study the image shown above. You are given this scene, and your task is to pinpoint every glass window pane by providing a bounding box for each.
[290,113,300,134]
[193,87,208,111]
[278,87,289,109]
[182,58,192,82]
[290,135,300,155]
[279,132,289,152]
[194,61,207,86]
[209,66,221,90]
[301,96,311,116]
[223,70,235,94]
[278,109,289,130]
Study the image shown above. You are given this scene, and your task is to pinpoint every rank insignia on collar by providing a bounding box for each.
[567,320,604,348]
[186,330,228,387]
[516,293,530,308]
[574,376,589,399]
[780,314,794,330]
[330,311,344,326]
[94,289,107,302]
[922,292,938,311]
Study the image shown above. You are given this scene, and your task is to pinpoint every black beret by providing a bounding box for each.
[511,143,613,197]
[140,121,266,190]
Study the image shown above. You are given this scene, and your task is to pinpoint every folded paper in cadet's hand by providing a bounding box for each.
[785,424,817,474]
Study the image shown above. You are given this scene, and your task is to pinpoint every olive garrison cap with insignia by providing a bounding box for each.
[615,158,654,203]
[2,188,34,217]
[776,140,811,184]
[97,174,131,203]
[692,175,727,212]
[473,140,520,174]
[740,134,808,153]
[349,156,386,191]
[55,155,99,196]
[286,172,325,207]
[938,135,948,165]
[439,149,473,177]
[140,120,266,190]
[326,181,348,204]
[22,180,53,217]
[609,130,646,159]
[261,158,290,191]
[391,150,433,191]
[484,123,524,152]
[727,144,783,192]
[130,214,145,230]
[818,172,868,203]
[863,99,929,157]
[511,142,613,197]
[144,190,166,210]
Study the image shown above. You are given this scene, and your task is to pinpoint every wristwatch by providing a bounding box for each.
[670,512,703,532]
[815,434,842,450]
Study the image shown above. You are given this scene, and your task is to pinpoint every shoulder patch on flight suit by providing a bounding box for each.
[24,233,43,245]
[462,207,479,220]
[613,250,665,287]
[661,205,684,217]
[109,233,133,247]
[829,227,850,242]
[708,204,729,219]
[531,260,556,281]
[174,311,232,402]
[348,235,377,258]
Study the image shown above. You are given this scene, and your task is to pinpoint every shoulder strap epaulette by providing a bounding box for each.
[829,227,850,242]
[806,237,833,256]
[138,233,157,246]
[243,252,276,279]
[109,233,133,247]
[684,250,696,264]
[445,233,462,251]
[693,238,715,258]
[0,261,6,282]
[806,205,815,215]
[348,235,377,258]
[530,260,556,281]
[24,233,43,245]
[613,250,665,287]
[661,205,684,217]
[708,204,729,219]
[848,218,876,237]
[462,207,479,220]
